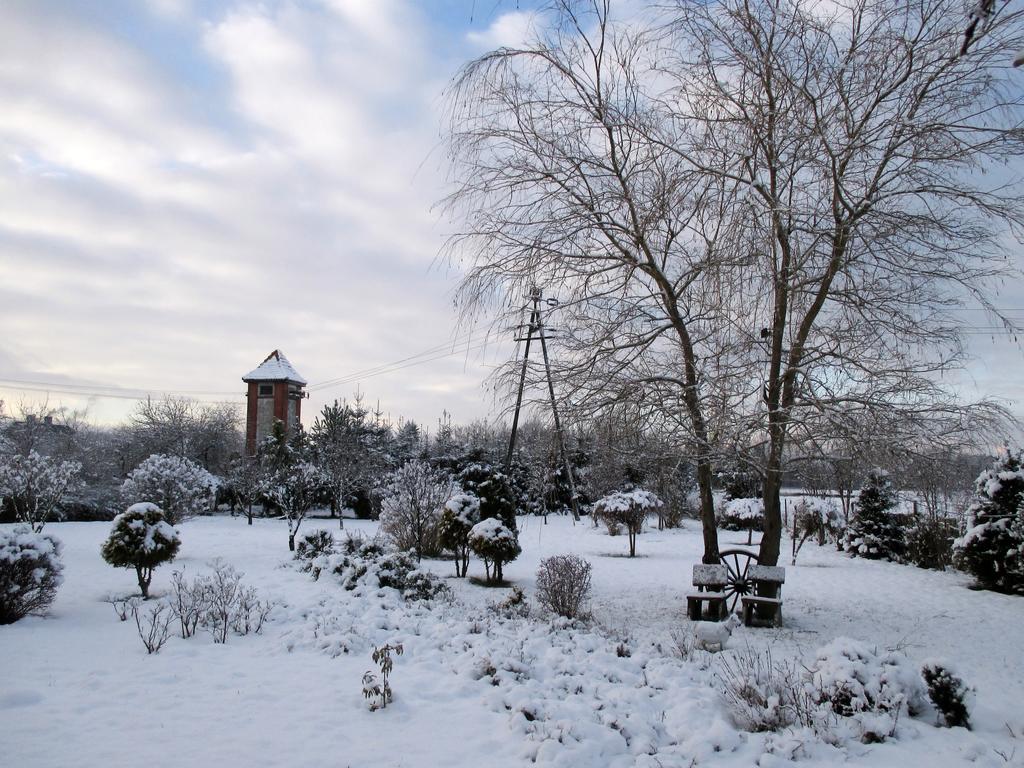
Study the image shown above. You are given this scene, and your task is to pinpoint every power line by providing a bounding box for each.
[308,328,483,390]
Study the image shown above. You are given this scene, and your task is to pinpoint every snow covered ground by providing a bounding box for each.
[3,514,1023,767]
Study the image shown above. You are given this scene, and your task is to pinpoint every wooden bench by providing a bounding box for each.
[687,563,729,621]
[741,565,785,627]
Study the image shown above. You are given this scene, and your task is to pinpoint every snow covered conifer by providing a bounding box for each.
[468,517,520,583]
[844,470,905,561]
[0,528,64,624]
[457,462,518,532]
[953,450,1024,593]
[439,491,480,577]
[101,502,181,598]
[120,453,215,525]
[0,450,82,532]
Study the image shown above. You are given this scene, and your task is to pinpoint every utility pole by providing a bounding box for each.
[505,287,580,522]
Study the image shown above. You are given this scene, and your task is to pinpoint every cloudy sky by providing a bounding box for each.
[1,0,1022,432]
[0,0,549,429]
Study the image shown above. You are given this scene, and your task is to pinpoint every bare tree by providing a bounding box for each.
[445,0,1024,567]
[658,0,1024,564]
[444,0,740,562]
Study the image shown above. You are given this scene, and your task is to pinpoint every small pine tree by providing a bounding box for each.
[845,469,905,561]
[953,450,1024,593]
[101,503,181,598]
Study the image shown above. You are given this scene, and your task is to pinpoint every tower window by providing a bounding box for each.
[258,384,274,397]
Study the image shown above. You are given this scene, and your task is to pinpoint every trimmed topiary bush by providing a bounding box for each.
[439,492,480,577]
[101,502,181,598]
[719,497,765,532]
[0,528,64,624]
[469,517,521,584]
[594,489,662,557]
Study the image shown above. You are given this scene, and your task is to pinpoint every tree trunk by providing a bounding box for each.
[137,566,151,598]
[288,533,295,552]
[760,469,783,566]
[696,459,720,564]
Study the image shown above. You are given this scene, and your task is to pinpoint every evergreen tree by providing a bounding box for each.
[458,461,518,532]
[953,450,1024,593]
[845,469,905,561]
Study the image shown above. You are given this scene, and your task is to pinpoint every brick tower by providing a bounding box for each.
[243,350,307,455]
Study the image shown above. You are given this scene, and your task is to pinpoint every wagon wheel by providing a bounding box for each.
[718,548,760,615]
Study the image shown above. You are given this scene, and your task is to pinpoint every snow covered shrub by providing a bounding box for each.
[322,540,447,600]
[101,502,181,598]
[379,460,453,560]
[166,563,272,642]
[168,569,205,638]
[120,454,215,525]
[807,638,925,743]
[468,517,521,583]
[717,647,813,732]
[844,470,906,561]
[490,585,530,619]
[0,450,82,531]
[593,489,662,557]
[921,661,972,729]
[203,559,272,642]
[535,554,592,619]
[0,528,64,624]
[905,514,958,570]
[953,451,1024,593]
[719,497,765,532]
[439,491,480,577]
[295,529,336,577]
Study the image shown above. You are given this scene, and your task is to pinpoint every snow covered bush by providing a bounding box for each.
[166,563,273,642]
[844,469,906,561]
[921,660,972,729]
[719,497,765,532]
[100,502,181,598]
[593,489,662,557]
[0,450,82,531]
[717,647,811,732]
[120,453,215,525]
[806,638,925,743]
[905,513,958,570]
[953,450,1024,593]
[468,517,521,583]
[318,539,447,601]
[535,554,592,619]
[439,491,480,577]
[294,529,336,576]
[0,528,64,624]
[379,460,453,560]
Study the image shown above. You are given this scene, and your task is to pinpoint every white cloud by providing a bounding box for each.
[0,0,505,428]
[466,11,540,49]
